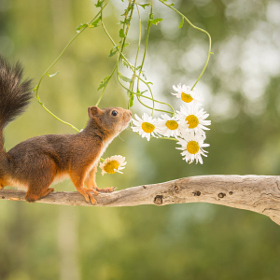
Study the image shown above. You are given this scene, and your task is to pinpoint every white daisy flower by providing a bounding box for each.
[180,129,207,142]
[176,133,209,164]
[131,113,159,141]
[176,104,211,135]
[172,83,202,105]
[156,114,181,138]
[99,155,126,175]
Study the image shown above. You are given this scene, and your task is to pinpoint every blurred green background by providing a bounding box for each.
[1,0,280,279]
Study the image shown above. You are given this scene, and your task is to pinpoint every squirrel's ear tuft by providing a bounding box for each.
[88,106,101,118]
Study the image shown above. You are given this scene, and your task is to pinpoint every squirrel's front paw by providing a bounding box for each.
[95,186,115,193]
[79,188,97,204]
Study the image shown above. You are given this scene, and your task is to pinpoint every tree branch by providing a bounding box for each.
[1,175,280,225]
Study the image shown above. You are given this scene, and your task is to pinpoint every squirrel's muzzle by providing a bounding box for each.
[123,109,132,123]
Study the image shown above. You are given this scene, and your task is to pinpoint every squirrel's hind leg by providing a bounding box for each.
[25,186,54,202]
[24,160,56,202]
[0,178,7,190]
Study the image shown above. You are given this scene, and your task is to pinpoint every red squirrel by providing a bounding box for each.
[0,55,132,204]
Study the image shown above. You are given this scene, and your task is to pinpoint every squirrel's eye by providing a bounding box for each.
[111,110,118,116]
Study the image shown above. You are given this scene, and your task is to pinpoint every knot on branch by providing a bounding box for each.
[154,195,163,205]
[218,192,226,199]
[193,190,201,196]
[174,185,180,193]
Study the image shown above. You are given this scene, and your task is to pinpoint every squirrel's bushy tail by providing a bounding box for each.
[0,55,32,149]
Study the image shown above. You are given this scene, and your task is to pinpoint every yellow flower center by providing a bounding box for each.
[103,160,120,174]
[181,92,193,103]
[166,120,178,130]
[142,122,155,133]
[186,141,200,154]
[185,115,199,129]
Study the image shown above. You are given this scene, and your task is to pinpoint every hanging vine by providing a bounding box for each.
[34,0,213,172]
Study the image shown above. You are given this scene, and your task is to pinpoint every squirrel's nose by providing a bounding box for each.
[124,110,132,121]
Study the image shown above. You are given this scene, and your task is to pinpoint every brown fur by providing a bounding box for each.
[0,55,131,203]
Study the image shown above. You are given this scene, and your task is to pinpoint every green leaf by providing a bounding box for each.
[150,18,163,25]
[108,46,119,58]
[119,28,125,38]
[118,73,132,83]
[142,72,147,80]
[179,17,184,28]
[89,17,101,28]
[76,23,88,33]
[120,18,131,25]
[139,4,150,9]
[47,71,60,78]
[140,90,148,95]
[129,93,134,107]
[97,76,110,90]
[121,4,134,16]
[95,0,105,8]
[122,59,130,68]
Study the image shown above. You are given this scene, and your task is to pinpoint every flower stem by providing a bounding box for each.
[136,1,155,115]
[95,65,117,107]
[158,0,212,90]
[34,5,107,131]
[156,136,178,141]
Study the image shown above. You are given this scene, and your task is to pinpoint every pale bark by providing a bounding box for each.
[1,175,280,225]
